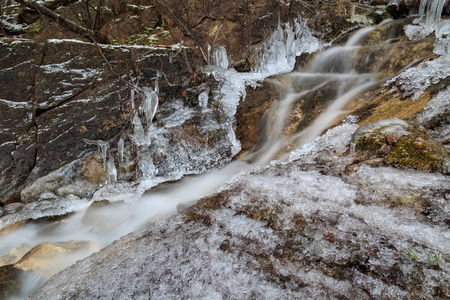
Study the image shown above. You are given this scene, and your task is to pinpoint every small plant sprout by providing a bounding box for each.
[399,245,420,261]
[427,249,441,264]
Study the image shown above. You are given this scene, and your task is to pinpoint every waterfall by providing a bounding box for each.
[2,17,445,300]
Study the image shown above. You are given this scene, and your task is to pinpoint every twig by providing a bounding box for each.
[15,0,97,41]
[153,0,208,63]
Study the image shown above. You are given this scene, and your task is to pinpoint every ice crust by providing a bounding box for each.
[405,0,450,54]
[386,55,450,100]
[418,86,450,124]
[31,124,450,299]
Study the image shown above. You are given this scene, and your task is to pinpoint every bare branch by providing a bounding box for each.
[153,0,208,64]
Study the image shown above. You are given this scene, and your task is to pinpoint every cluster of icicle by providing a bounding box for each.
[405,0,449,54]
[83,74,160,186]
[254,17,321,75]
[132,74,159,147]
[83,139,118,185]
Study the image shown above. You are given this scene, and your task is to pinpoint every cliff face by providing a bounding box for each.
[0,39,207,204]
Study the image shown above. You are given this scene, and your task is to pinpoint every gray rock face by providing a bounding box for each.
[1,38,241,204]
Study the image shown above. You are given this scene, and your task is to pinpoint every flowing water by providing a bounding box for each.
[0,14,447,299]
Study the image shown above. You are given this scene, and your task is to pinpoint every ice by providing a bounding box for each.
[405,0,449,54]
[30,156,450,299]
[83,139,109,165]
[106,155,117,185]
[418,86,450,124]
[198,88,210,110]
[255,18,322,76]
[212,46,229,69]
[117,138,124,163]
[434,20,450,55]
[289,122,359,162]
[131,113,150,146]
[141,86,158,125]
[386,55,450,100]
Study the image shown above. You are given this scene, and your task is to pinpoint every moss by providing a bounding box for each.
[26,23,43,35]
[386,132,443,172]
[125,33,158,46]
[355,129,387,155]
[0,266,21,299]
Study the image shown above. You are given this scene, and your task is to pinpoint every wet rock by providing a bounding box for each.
[0,243,32,267]
[82,154,107,185]
[81,200,128,231]
[0,40,43,204]
[0,219,30,235]
[351,119,450,174]
[3,202,24,214]
[0,265,21,299]
[14,241,100,278]
[30,152,450,299]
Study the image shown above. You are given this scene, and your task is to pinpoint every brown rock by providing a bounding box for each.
[0,243,32,267]
[14,241,100,278]
[0,265,21,299]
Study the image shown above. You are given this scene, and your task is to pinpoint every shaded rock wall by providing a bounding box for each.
[0,39,206,204]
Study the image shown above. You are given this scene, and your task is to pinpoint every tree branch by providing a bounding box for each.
[153,0,208,64]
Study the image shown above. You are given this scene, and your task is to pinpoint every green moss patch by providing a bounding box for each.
[386,132,443,172]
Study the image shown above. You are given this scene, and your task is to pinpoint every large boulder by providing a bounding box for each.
[351,119,450,174]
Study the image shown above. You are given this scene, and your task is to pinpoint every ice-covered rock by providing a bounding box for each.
[351,119,450,174]
[386,55,450,100]
[30,154,450,299]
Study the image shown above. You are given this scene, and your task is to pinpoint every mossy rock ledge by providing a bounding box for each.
[351,118,450,174]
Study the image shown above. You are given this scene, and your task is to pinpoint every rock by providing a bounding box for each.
[0,243,32,267]
[0,206,3,217]
[0,219,30,235]
[14,241,100,278]
[81,200,128,231]
[3,202,24,214]
[0,40,43,204]
[351,119,450,174]
[30,153,450,299]
[0,265,21,299]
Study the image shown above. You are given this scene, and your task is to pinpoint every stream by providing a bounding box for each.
[1,6,449,298]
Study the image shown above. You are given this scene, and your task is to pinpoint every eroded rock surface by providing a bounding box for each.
[31,122,450,299]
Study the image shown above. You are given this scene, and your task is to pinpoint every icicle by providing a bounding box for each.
[83,139,109,165]
[142,87,159,125]
[254,18,321,75]
[198,88,210,110]
[207,42,211,64]
[132,113,150,146]
[106,154,117,185]
[154,72,160,95]
[213,46,229,69]
[118,138,124,163]
[99,143,108,165]
[130,87,135,110]
[349,142,356,156]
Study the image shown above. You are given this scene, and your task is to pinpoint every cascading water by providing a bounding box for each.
[0,13,448,299]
